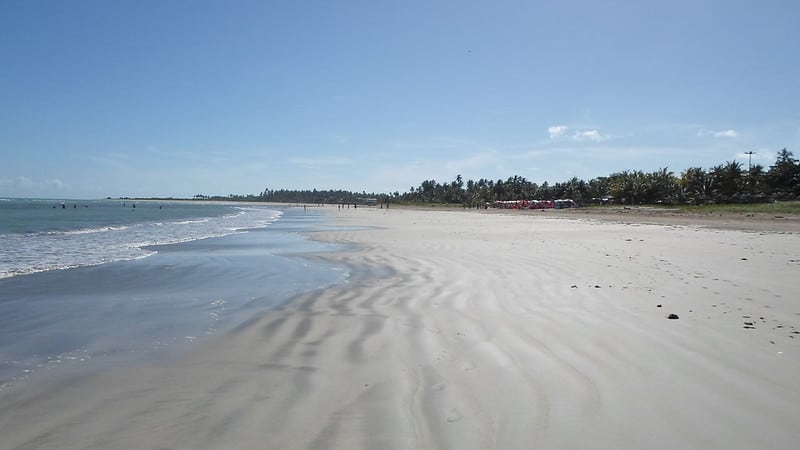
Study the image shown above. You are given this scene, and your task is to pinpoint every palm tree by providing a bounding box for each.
[609,170,650,204]
[649,167,678,204]
[745,164,766,195]
[587,177,611,203]
[767,148,799,196]
[709,161,743,199]
[680,167,710,204]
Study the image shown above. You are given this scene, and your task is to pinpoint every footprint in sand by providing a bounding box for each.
[446,408,463,423]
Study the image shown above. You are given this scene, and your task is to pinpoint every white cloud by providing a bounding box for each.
[697,128,739,138]
[17,176,34,188]
[0,176,69,193]
[548,125,569,140]
[737,149,776,164]
[572,129,606,142]
[45,178,66,189]
[713,129,738,138]
[546,124,610,143]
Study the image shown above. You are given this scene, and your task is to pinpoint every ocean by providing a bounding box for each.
[0,199,349,388]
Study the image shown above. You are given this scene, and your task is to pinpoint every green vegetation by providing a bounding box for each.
[258,189,384,205]
[191,148,800,214]
[397,148,800,207]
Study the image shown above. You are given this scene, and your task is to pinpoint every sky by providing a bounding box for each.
[1,0,799,199]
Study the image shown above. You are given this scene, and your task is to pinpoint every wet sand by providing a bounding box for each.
[2,206,799,449]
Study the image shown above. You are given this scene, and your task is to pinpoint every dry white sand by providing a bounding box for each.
[2,207,799,449]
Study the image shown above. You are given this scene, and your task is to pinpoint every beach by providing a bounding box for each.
[2,206,799,449]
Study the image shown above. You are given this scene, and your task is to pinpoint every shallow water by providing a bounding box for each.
[0,206,349,388]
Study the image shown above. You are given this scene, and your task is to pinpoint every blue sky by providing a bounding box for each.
[1,0,799,198]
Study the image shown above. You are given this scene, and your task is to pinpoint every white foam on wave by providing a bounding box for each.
[56,225,131,235]
[0,207,283,279]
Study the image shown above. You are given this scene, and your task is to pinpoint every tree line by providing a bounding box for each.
[398,148,799,206]
[215,148,798,206]
[258,189,385,205]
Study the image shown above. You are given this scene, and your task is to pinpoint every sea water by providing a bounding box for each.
[0,199,349,388]
[0,198,283,278]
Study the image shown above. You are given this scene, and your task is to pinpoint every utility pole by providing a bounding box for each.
[744,151,754,171]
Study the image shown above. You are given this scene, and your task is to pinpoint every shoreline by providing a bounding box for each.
[1,206,799,449]
[0,207,347,391]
